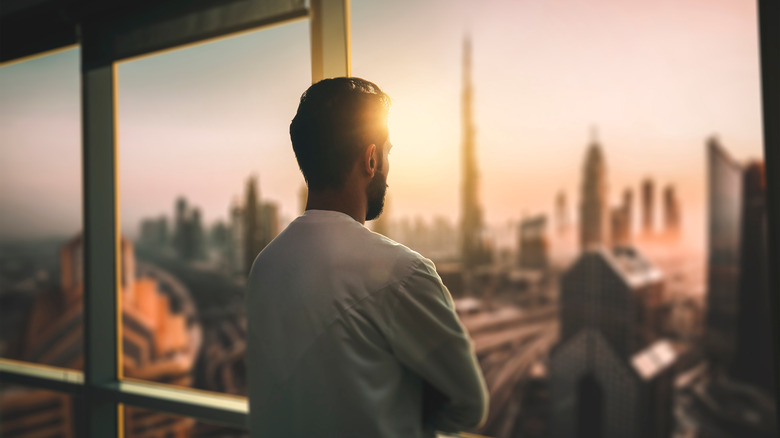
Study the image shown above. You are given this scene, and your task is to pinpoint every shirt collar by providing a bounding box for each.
[303,209,361,223]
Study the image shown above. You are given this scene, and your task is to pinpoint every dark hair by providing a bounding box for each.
[290,77,391,191]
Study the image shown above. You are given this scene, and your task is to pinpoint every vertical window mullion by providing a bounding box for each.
[81,56,121,436]
[309,0,351,82]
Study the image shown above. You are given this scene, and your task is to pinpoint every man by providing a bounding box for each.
[247,77,488,437]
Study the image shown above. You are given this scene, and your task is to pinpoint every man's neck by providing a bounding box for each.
[305,188,366,225]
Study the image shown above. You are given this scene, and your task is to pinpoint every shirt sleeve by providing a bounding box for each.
[382,257,489,433]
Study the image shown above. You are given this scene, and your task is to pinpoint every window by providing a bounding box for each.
[0,0,349,435]
[351,1,772,437]
[0,48,83,370]
[116,21,311,396]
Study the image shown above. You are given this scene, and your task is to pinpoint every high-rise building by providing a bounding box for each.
[623,188,633,235]
[518,215,549,271]
[552,138,673,438]
[139,216,169,249]
[233,176,281,276]
[2,234,200,437]
[733,162,773,391]
[559,247,664,357]
[174,196,188,252]
[705,138,774,393]
[704,138,743,373]
[641,178,655,235]
[555,191,568,234]
[172,197,205,261]
[579,136,610,251]
[259,202,280,247]
[551,247,671,438]
[610,206,630,247]
[229,198,245,275]
[662,185,681,237]
[460,36,490,269]
[244,176,262,274]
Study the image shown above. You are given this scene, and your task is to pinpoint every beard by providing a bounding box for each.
[365,170,388,222]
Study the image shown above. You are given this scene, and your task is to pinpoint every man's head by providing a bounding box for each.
[290,77,391,221]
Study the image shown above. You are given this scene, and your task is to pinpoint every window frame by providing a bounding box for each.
[0,0,349,434]
[1,0,779,436]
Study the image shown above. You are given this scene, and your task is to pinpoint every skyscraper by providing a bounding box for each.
[579,135,610,251]
[662,185,681,237]
[518,215,549,271]
[704,138,743,373]
[610,206,630,247]
[172,197,205,261]
[551,247,671,438]
[610,188,633,246]
[555,191,568,234]
[705,138,774,393]
[460,36,490,268]
[244,176,262,274]
[641,178,655,235]
[623,188,633,235]
[734,161,773,391]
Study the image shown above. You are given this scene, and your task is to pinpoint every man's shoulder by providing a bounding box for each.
[251,215,428,283]
[355,230,435,288]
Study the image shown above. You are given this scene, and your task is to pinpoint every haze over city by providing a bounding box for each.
[1,0,763,254]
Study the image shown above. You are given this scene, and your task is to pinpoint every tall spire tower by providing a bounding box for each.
[460,36,487,268]
[579,130,610,251]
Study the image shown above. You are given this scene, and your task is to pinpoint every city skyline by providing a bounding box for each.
[0,0,763,251]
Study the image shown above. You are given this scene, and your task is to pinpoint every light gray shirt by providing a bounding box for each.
[247,209,488,437]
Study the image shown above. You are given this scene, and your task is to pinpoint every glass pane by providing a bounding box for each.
[351,1,772,438]
[0,48,83,370]
[117,22,310,394]
[0,383,84,437]
[123,405,247,438]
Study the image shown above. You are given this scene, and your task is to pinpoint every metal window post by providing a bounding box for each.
[81,57,121,436]
[758,0,780,417]
[309,0,351,82]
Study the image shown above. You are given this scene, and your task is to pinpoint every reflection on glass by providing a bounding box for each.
[116,21,310,394]
[0,48,82,369]
[349,1,773,437]
[0,384,84,437]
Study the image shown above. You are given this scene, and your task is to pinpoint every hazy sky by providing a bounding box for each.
[0,0,763,248]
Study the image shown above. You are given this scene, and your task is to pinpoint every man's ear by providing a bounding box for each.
[363,143,377,177]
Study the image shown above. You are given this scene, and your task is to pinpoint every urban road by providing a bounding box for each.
[458,304,558,437]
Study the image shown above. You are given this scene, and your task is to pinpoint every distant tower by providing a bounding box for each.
[610,188,633,247]
[244,176,262,274]
[641,178,655,235]
[579,130,610,251]
[460,36,489,268]
[174,196,188,251]
[610,206,629,247]
[662,185,681,237]
[518,215,549,270]
[191,207,204,258]
[623,188,633,235]
[555,191,568,234]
